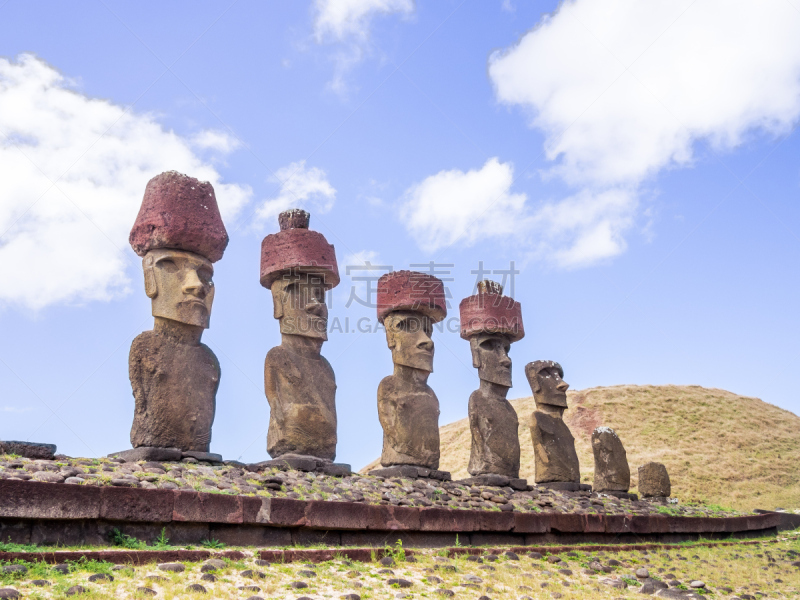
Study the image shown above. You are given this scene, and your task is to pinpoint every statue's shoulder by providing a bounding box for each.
[265,345,291,368]
[198,342,220,368]
[378,374,398,395]
[130,330,162,359]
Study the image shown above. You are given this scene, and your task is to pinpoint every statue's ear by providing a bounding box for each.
[271,284,285,320]
[143,256,157,298]
[384,315,397,350]
[470,337,481,369]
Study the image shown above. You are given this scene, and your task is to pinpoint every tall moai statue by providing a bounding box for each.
[118,171,228,463]
[260,209,346,472]
[459,280,527,488]
[370,270,450,480]
[526,360,585,490]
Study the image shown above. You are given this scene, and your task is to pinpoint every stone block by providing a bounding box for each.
[109,447,183,462]
[100,487,174,522]
[321,463,351,476]
[173,491,243,524]
[182,451,223,463]
[0,441,56,460]
[252,497,307,526]
[0,479,100,520]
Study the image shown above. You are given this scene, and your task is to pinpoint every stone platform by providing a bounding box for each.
[0,479,780,548]
[537,482,593,492]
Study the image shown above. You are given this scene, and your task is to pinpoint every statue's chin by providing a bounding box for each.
[394,355,433,373]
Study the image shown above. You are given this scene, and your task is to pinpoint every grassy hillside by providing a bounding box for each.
[364,385,800,512]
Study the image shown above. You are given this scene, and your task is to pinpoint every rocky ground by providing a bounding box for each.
[2,535,799,599]
[0,453,744,518]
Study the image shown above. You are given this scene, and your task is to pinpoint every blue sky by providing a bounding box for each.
[0,0,799,470]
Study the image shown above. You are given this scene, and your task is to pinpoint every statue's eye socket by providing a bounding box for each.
[158,259,179,273]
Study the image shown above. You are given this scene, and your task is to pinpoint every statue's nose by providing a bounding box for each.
[557,379,569,392]
[183,270,205,297]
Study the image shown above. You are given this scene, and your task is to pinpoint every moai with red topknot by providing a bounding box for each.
[114,171,229,463]
[458,280,528,490]
[369,271,451,481]
[259,209,349,474]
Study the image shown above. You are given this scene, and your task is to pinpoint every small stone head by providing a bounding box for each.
[525,360,569,414]
[271,270,328,341]
[143,248,215,328]
[384,310,435,372]
[470,332,512,387]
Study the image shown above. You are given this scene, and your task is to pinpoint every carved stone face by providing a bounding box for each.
[527,362,569,410]
[384,310,434,372]
[271,272,328,340]
[470,333,512,388]
[144,249,214,328]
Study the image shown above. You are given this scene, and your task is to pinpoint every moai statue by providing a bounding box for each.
[259,209,348,474]
[459,280,527,489]
[638,462,671,498]
[117,171,228,463]
[525,360,584,490]
[369,270,450,481]
[592,426,633,498]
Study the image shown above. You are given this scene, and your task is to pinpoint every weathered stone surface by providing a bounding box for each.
[129,171,228,263]
[0,441,56,460]
[262,211,340,462]
[377,364,441,469]
[530,411,580,484]
[467,387,520,478]
[265,345,337,461]
[129,322,220,452]
[377,277,446,470]
[638,462,671,498]
[592,427,630,492]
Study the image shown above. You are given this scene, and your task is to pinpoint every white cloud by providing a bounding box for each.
[474,0,800,266]
[313,0,414,42]
[399,158,633,267]
[0,405,34,413]
[254,161,336,226]
[191,130,241,153]
[312,0,415,94]
[401,158,529,252]
[0,54,252,311]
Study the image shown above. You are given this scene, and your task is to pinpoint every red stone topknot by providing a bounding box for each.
[260,208,340,289]
[376,270,448,324]
[129,171,229,263]
[459,280,524,342]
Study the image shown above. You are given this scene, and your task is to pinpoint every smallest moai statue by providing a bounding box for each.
[638,462,672,498]
[592,427,631,496]
[525,360,583,490]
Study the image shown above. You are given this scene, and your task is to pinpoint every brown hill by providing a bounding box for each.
[363,385,800,512]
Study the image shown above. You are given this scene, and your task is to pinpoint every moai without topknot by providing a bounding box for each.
[526,360,587,491]
[458,280,528,490]
[592,426,636,499]
[259,209,349,474]
[115,171,228,463]
[369,270,451,481]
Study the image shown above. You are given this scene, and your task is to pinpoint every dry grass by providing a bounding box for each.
[368,385,800,512]
[2,536,799,599]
